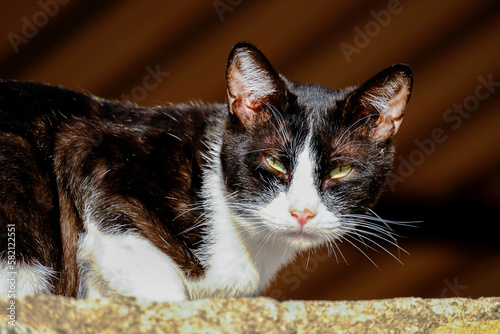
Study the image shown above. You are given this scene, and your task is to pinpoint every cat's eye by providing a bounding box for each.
[329,165,352,179]
[266,157,287,173]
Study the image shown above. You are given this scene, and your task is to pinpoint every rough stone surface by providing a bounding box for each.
[1,296,499,333]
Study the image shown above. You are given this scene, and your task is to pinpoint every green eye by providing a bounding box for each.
[329,165,352,179]
[266,157,287,173]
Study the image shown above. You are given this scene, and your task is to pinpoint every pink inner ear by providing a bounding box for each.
[227,70,245,103]
[374,116,395,141]
[231,96,269,127]
[228,67,272,126]
[371,82,411,141]
[231,97,256,125]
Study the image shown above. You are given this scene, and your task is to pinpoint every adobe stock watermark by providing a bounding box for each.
[386,73,500,191]
[340,0,409,64]
[119,65,169,103]
[441,276,467,298]
[7,0,71,54]
[213,0,244,21]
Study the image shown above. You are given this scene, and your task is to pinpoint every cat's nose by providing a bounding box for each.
[290,208,317,227]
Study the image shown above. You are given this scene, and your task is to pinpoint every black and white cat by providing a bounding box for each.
[0,42,412,301]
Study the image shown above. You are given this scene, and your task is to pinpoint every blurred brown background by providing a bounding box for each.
[1,0,499,300]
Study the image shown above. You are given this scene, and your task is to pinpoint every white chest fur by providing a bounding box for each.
[187,171,297,300]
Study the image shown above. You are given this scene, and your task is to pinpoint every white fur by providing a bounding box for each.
[287,142,320,213]
[77,217,186,301]
[0,261,55,297]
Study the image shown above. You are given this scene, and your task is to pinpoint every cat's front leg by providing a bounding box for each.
[77,223,188,302]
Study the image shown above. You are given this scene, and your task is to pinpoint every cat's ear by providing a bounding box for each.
[348,64,413,142]
[226,42,286,127]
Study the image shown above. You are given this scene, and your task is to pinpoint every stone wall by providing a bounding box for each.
[1,296,499,333]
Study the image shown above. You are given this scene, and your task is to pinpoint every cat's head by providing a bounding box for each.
[221,42,413,252]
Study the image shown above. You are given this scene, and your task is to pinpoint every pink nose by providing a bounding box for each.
[290,209,317,227]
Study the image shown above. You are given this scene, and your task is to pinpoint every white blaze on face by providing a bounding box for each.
[287,143,320,214]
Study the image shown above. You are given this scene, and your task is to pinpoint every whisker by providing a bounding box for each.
[327,239,348,265]
[343,232,405,265]
[343,217,408,246]
[178,212,210,236]
[342,221,398,240]
[173,204,205,221]
[337,234,379,269]
[305,252,311,270]
[334,208,419,267]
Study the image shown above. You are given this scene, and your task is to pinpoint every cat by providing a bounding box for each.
[0,42,413,302]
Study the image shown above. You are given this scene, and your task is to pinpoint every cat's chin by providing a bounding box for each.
[281,229,327,250]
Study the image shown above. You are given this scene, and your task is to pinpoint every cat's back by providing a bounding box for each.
[0,80,224,154]
[0,80,98,130]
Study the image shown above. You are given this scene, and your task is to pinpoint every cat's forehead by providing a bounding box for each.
[282,82,356,145]
[287,82,354,114]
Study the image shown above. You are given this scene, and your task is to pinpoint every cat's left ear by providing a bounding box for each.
[226,42,287,128]
[348,64,413,142]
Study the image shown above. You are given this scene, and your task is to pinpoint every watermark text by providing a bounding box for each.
[7,0,71,53]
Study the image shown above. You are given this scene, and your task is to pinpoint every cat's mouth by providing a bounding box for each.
[281,227,328,248]
[284,228,315,239]
[257,211,336,248]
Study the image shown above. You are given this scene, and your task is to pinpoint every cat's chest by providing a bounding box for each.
[187,215,294,299]
[186,172,296,298]
[188,224,261,298]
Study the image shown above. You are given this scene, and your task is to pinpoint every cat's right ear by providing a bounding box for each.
[226,42,286,128]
